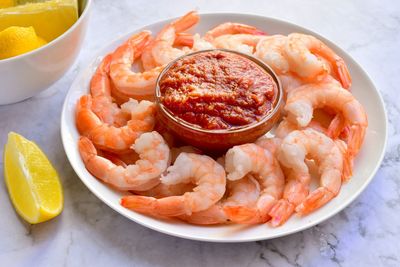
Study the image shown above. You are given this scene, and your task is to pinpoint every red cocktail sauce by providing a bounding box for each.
[159,50,277,130]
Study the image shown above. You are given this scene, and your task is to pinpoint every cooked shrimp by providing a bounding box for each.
[224,144,284,224]
[254,35,290,75]
[89,54,129,127]
[279,76,345,139]
[140,11,199,71]
[285,33,352,89]
[121,153,226,216]
[212,34,265,54]
[78,131,170,191]
[109,31,162,98]
[204,22,266,42]
[285,82,367,158]
[76,95,155,153]
[179,175,260,225]
[269,129,344,226]
[254,34,348,88]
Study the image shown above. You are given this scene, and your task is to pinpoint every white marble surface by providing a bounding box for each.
[0,0,399,266]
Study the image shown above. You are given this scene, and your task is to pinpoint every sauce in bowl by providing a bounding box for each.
[159,50,277,130]
[156,49,283,152]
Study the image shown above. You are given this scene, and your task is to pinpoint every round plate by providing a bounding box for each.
[61,13,387,242]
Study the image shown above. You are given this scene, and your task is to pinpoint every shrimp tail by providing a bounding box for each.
[76,95,100,136]
[342,154,353,182]
[335,139,353,181]
[327,114,345,139]
[121,195,188,217]
[295,187,335,216]
[174,32,194,47]
[223,206,270,224]
[78,136,97,164]
[121,195,157,213]
[120,196,169,219]
[268,199,295,227]
[112,32,151,65]
[347,124,366,157]
[171,11,199,32]
[123,30,152,59]
[335,58,352,89]
[90,54,112,97]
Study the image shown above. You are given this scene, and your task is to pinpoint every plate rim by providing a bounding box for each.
[61,12,388,243]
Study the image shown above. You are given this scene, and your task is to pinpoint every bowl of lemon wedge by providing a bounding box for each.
[0,0,92,105]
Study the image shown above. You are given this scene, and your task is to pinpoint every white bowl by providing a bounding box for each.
[0,0,92,105]
[61,13,387,242]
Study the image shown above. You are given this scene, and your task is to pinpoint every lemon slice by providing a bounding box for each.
[0,26,47,59]
[0,0,78,42]
[4,132,63,224]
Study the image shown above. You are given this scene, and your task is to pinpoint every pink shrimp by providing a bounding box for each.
[89,54,129,126]
[76,95,155,153]
[285,82,368,159]
[121,153,226,217]
[109,30,162,99]
[223,144,285,224]
[78,131,170,191]
[285,33,352,89]
[179,175,260,225]
[269,129,344,226]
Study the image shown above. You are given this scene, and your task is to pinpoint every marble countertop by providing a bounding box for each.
[1,0,399,266]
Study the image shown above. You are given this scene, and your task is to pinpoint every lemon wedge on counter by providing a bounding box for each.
[0,0,78,42]
[4,132,63,224]
[0,26,47,59]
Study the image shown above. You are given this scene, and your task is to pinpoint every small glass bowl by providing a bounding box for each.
[155,49,283,152]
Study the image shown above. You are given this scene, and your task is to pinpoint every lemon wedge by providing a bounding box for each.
[4,132,63,224]
[0,26,47,59]
[0,0,78,42]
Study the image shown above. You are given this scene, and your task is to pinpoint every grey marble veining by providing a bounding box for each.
[0,0,399,266]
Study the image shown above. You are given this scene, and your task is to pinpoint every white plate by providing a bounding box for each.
[61,13,387,242]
